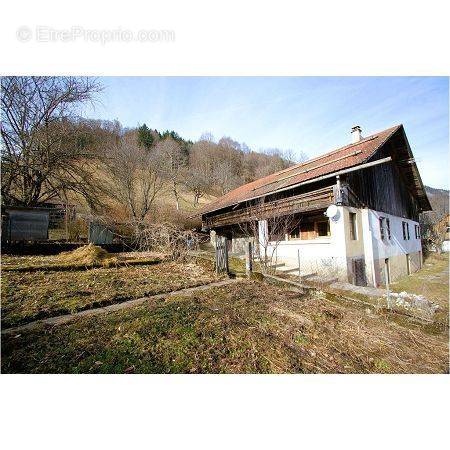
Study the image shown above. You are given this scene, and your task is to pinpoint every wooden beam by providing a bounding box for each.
[205,186,334,228]
[204,157,393,216]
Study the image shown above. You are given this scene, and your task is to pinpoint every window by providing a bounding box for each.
[402,221,410,240]
[379,217,385,240]
[349,212,357,240]
[415,225,421,239]
[300,222,316,240]
[289,218,330,240]
[386,218,391,240]
[289,226,300,239]
[317,220,330,237]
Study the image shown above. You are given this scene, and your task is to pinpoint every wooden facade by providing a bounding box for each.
[346,159,420,220]
[204,186,334,228]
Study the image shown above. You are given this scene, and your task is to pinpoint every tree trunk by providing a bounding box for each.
[173,180,180,211]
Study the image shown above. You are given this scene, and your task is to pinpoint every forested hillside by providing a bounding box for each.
[1,76,304,228]
[3,77,446,232]
[424,186,449,219]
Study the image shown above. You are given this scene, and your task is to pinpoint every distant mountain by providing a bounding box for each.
[424,185,449,218]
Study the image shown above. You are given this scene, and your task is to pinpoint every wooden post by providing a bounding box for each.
[246,241,253,276]
[335,175,342,205]
[215,236,221,275]
[224,237,229,274]
[384,259,391,308]
[297,248,301,282]
[275,246,278,273]
[215,235,229,275]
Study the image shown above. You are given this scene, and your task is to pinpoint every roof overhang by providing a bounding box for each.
[388,126,432,212]
[196,124,432,218]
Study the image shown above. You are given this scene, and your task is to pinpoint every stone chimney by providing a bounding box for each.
[351,125,362,143]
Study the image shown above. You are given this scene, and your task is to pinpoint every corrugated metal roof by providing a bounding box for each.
[200,125,401,215]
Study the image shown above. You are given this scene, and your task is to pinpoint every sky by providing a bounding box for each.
[84,77,449,189]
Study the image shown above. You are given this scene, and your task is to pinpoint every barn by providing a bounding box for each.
[199,124,432,287]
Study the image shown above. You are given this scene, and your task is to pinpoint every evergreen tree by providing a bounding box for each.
[137,123,154,149]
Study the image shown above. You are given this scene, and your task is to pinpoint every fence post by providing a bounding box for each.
[297,248,301,282]
[215,236,221,275]
[215,235,229,275]
[246,241,253,276]
[385,259,391,308]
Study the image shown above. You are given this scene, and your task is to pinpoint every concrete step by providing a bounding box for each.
[299,272,318,279]
[277,266,300,273]
[268,262,286,269]
[303,275,339,286]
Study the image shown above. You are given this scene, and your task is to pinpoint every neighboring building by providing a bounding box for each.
[199,125,432,287]
[1,206,51,242]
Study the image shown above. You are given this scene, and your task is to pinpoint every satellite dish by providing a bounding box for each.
[325,204,339,221]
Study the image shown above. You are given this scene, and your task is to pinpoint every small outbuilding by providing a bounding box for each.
[2,206,51,242]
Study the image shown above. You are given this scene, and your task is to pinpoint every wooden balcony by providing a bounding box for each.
[203,186,335,228]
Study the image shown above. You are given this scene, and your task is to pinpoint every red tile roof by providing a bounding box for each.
[200,125,402,215]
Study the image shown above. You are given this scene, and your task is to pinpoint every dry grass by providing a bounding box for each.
[390,254,449,323]
[2,280,448,374]
[1,248,163,273]
[56,244,118,267]
[1,260,218,328]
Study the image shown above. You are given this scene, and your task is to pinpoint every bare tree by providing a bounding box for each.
[218,136,241,152]
[154,137,187,210]
[199,132,215,143]
[184,167,210,206]
[135,222,201,261]
[239,205,301,273]
[420,213,449,254]
[183,141,213,205]
[213,160,242,195]
[1,76,103,207]
[106,132,164,226]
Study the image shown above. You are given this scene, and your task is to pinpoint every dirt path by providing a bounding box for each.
[1,279,239,336]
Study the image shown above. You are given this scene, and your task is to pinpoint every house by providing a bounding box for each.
[199,125,432,287]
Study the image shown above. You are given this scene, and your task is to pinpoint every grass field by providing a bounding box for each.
[1,258,218,329]
[390,254,449,322]
[1,254,448,374]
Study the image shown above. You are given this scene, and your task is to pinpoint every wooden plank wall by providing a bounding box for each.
[346,159,420,220]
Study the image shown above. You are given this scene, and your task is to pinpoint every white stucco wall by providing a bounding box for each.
[367,210,421,258]
[364,209,422,286]
[260,206,423,285]
[264,206,349,279]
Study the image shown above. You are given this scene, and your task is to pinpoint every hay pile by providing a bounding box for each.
[57,244,118,267]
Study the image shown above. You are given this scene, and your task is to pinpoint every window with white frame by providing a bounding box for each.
[349,212,357,240]
[379,216,391,241]
[379,217,385,240]
[402,221,410,240]
[386,218,391,240]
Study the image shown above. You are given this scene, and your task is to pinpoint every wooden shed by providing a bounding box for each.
[2,206,51,242]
